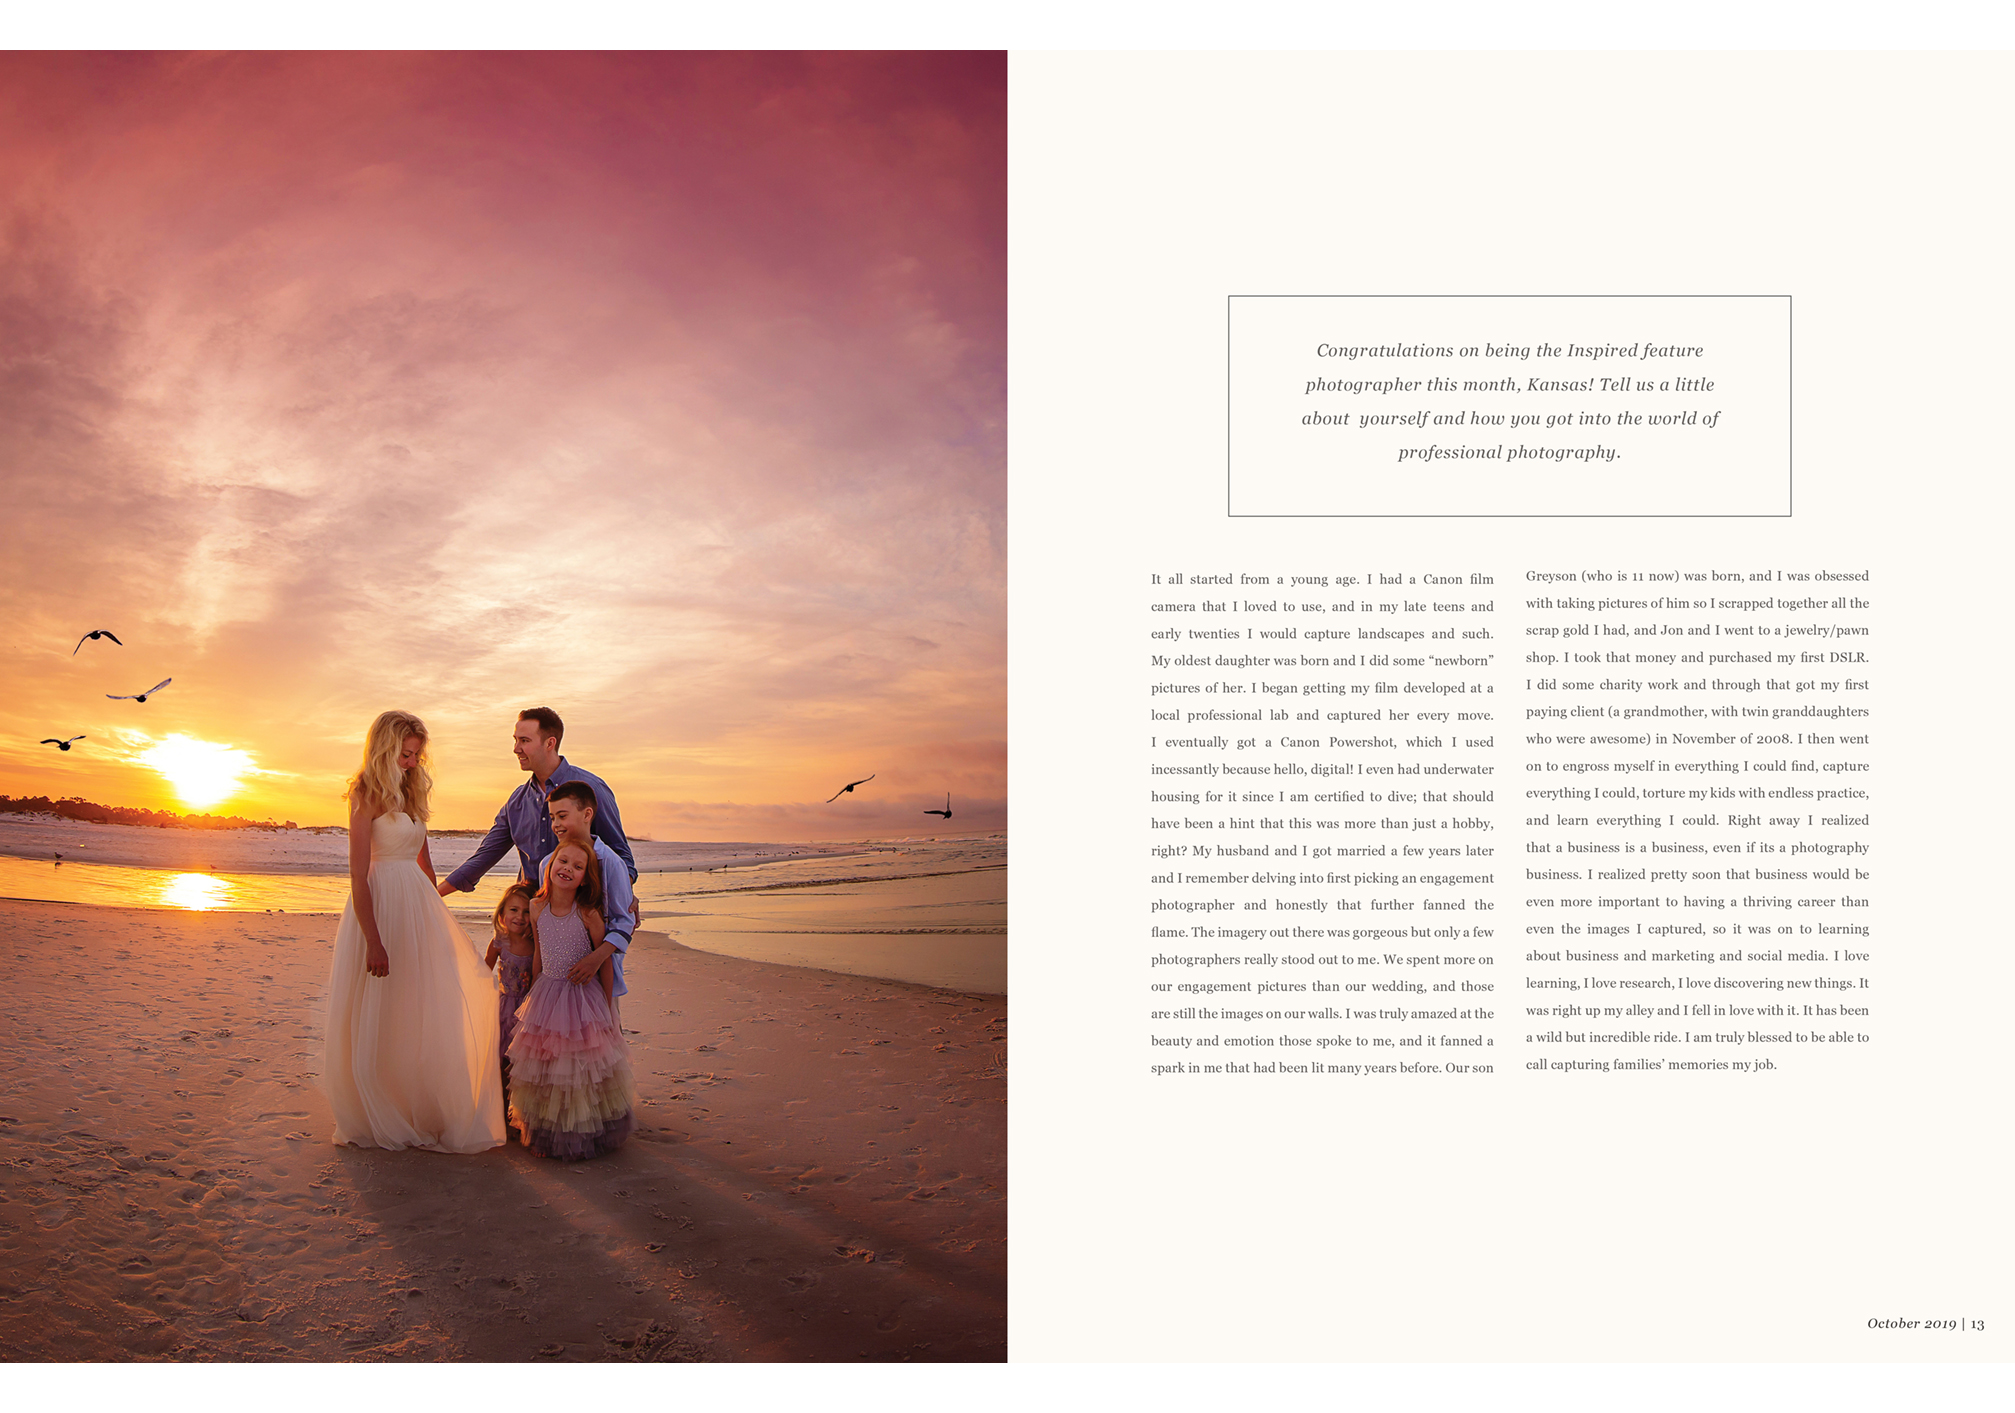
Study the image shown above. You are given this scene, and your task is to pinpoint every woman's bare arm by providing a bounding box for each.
[349,799,388,977]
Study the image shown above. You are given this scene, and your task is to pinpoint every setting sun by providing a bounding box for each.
[136,734,260,810]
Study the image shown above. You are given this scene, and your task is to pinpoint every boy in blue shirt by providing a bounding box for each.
[531,779,638,1004]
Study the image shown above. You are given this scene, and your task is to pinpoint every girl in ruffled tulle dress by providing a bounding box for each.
[484,882,536,1095]
[506,840,637,1160]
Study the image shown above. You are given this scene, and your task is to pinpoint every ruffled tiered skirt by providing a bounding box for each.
[505,976,637,1160]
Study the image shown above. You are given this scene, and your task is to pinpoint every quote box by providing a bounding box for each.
[1228,295,1791,517]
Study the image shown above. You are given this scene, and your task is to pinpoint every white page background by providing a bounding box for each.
[1009,51,2010,1362]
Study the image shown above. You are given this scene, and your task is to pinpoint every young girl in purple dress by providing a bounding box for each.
[484,881,535,1093]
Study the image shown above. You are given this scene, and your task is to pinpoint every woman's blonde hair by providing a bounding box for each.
[346,710,433,821]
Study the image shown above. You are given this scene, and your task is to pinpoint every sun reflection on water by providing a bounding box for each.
[158,872,234,910]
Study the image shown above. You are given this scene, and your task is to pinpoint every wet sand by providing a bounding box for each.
[0,899,1004,1361]
[649,862,1006,994]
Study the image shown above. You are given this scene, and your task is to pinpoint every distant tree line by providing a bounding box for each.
[0,795,300,831]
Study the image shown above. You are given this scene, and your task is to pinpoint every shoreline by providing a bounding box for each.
[0,813,1002,875]
[0,815,892,876]
[0,834,1007,993]
[0,898,1005,1361]
[0,840,1007,993]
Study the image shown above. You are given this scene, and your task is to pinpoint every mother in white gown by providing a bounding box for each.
[324,710,506,1153]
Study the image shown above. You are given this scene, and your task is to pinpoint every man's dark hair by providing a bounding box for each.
[518,706,564,746]
[548,779,597,815]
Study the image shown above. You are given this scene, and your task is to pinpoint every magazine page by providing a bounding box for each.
[2,15,2010,1408]
[1010,49,2010,1366]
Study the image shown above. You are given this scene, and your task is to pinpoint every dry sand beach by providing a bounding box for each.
[0,895,1005,1361]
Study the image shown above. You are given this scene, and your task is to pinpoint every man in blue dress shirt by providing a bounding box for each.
[439,706,639,904]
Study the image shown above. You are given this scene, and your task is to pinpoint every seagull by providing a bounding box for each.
[924,792,952,819]
[40,736,86,751]
[826,773,875,803]
[107,678,172,703]
[72,629,123,655]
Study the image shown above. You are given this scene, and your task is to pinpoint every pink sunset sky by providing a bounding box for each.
[0,52,1004,840]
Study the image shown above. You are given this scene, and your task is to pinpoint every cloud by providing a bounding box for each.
[0,53,1004,838]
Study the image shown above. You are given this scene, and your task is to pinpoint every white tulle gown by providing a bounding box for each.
[324,811,506,1153]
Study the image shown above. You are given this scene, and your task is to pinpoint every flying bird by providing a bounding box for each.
[826,773,876,803]
[924,792,952,819]
[72,629,123,655]
[40,736,86,751]
[107,678,172,703]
